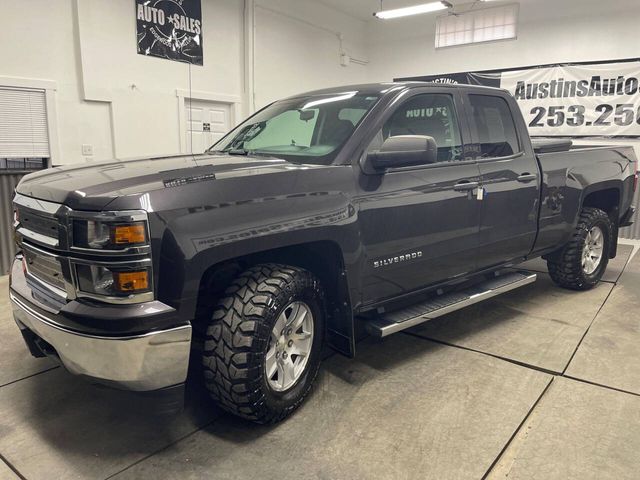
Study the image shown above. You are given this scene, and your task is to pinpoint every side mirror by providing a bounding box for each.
[361,135,438,174]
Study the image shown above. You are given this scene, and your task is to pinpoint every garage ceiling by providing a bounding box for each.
[316,0,381,20]
[316,0,504,21]
[315,0,596,21]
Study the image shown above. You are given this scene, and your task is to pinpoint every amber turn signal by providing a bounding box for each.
[113,223,147,245]
[114,271,149,293]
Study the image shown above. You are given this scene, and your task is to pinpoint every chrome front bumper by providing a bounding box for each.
[11,292,192,391]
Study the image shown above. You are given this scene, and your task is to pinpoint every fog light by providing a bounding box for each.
[76,264,151,297]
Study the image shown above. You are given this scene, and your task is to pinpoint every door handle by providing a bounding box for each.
[517,173,537,183]
[454,181,479,192]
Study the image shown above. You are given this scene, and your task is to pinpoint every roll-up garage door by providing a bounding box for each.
[0,87,50,162]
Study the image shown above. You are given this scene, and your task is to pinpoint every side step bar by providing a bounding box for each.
[366,271,537,338]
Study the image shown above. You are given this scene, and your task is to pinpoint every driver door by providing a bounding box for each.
[355,89,483,305]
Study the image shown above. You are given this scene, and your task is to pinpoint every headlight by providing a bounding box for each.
[70,210,152,303]
[75,264,151,297]
[73,219,148,250]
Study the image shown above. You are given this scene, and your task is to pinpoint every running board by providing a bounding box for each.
[366,271,537,338]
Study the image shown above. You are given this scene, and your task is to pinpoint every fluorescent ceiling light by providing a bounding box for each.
[374,1,451,19]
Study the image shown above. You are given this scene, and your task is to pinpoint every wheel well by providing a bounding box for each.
[582,188,620,219]
[193,241,349,337]
[582,187,620,258]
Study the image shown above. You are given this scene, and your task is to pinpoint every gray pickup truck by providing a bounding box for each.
[10,82,637,423]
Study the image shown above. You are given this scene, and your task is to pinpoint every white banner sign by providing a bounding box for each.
[500,62,640,137]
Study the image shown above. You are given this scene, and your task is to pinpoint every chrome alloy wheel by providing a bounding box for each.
[582,225,605,275]
[265,301,314,392]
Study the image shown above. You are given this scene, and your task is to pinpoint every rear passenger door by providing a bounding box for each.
[463,92,540,269]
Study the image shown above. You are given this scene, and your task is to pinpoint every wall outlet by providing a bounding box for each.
[82,144,93,156]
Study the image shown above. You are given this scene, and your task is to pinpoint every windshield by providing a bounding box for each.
[209,92,381,165]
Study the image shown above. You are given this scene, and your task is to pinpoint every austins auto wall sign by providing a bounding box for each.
[136,0,203,65]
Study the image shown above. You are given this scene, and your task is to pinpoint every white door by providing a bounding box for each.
[185,100,232,154]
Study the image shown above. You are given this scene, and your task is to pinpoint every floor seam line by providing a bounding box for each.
[480,377,555,480]
[0,452,27,480]
[0,366,60,389]
[102,417,218,480]
[563,375,640,398]
[560,284,616,376]
[402,331,559,375]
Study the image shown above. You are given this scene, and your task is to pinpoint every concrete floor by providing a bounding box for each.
[1,245,638,480]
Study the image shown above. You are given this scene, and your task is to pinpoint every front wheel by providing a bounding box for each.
[202,264,325,424]
[547,207,612,290]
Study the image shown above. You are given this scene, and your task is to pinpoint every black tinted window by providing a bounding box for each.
[468,95,520,158]
[375,94,463,162]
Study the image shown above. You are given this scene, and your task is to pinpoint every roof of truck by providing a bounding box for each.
[284,82,508,99]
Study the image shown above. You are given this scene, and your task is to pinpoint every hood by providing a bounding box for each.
[16,153,320,210]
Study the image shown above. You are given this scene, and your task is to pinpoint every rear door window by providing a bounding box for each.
[468,95,520,158]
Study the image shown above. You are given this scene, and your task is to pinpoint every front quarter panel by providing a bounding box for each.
[147,166,362,321]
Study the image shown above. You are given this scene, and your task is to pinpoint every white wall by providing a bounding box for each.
[76,0,245,160]
[252,0,369,107]
[366,0,640,156]
[0,0,369,165]
[1,0,114,165]
[366,0,640,81]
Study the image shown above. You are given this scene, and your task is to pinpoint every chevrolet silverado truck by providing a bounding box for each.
[10,83,637,423]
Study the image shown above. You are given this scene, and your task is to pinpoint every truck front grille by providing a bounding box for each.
[17,207,59,241]
[23,247,66,292]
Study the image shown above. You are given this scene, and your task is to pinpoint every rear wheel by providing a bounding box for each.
[202,264,325,423]
[547,207,612,290]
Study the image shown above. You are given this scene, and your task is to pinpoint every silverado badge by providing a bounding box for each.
[373,251,423,269]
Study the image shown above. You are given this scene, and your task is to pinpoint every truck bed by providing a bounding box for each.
[532,144,637,256]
